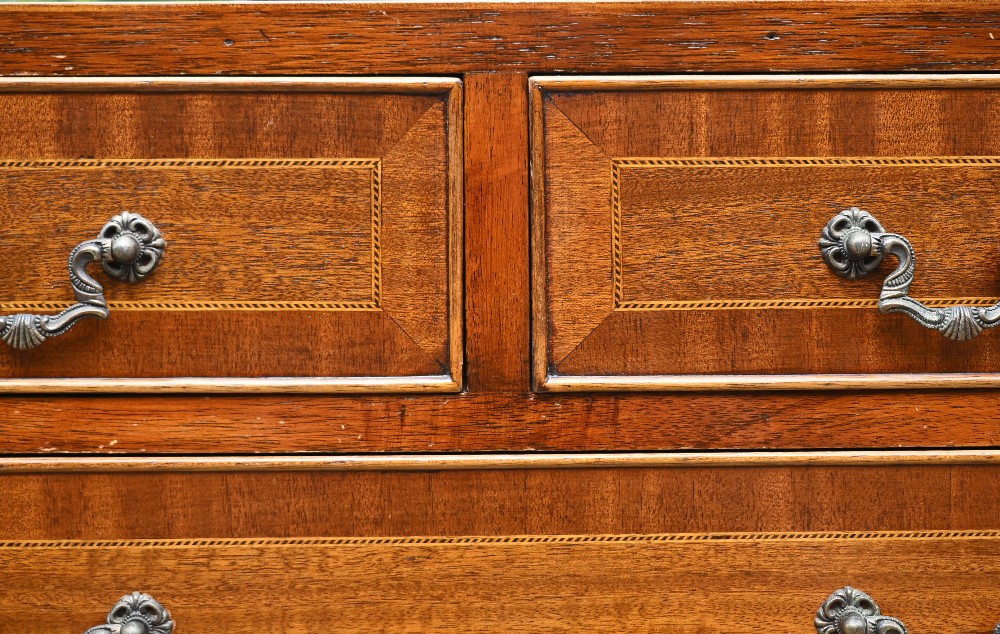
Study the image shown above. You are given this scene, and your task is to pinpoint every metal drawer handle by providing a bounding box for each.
[0,212,165,350]
[83,592,173,634]
[819,207,1000,341]
[817,586,999,634]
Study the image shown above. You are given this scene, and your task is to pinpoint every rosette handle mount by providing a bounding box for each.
[0,212,165,350]
[83,592,174,634]
[819,207,1000,341]
[816,586,999,634]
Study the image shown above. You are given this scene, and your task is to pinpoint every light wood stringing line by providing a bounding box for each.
[0,301,381,312]
[5,529,1000,550]
[5,449,1000,472]
[617,297,1000,311]
[0,158,381,169]
[610,156,1000,311]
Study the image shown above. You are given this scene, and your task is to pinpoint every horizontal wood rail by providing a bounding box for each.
[4,450,1000,473]
[1,3,999,75]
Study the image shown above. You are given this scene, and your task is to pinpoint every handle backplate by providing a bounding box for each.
[819,207,1000,341]
[0,211,165,350]
[83,593,173,634]
[817,586,1000,634]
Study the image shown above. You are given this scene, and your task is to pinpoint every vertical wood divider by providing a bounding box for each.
[464,73,532,391]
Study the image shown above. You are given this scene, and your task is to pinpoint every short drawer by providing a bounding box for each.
[531,75,1000,391]
[0,78,462,392]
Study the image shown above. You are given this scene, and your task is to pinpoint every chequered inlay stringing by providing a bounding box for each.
[0,158,382,312]
[610,156,1000,311]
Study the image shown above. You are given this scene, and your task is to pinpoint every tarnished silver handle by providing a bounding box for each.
[83,593,173,634]
[820,207,1000,341]
[0,212,165,350]
[816,586,999,634]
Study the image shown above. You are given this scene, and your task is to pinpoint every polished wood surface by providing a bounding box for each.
[3,531,1000,633]
[0,78,463,391]
[2,4,1000,631]
[5,389,1000,453]
[464,73,531,392]
[2,463,1000,539]
[1,3,999,75]
[0,10,998,445]
[534,75,1000,389]
[7,450,1000,473]
[4,462,999,630]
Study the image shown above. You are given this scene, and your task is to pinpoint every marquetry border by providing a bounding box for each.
[610,156,1000,311]
[4,529,1000,550]
[0,157,383,312]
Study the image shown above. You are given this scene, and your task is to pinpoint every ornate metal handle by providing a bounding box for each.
[816,586,999,634]
[820,207,1000,341]
[83,593,173,634]
[0,212,165,350]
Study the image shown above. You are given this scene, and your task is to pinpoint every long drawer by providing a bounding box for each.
[6,531,1000,633]
[2,455,1000,633]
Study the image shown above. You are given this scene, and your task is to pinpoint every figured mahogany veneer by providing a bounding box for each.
[0,3,999,631]
[532,75,1000,391]
[0,4,998,447]
[0,2,998,75]
[2,456,999,631]
[0,78,463,392]
[4,530,1000,633]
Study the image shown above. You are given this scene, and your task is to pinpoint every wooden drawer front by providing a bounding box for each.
[3,530,1000,633]
[3,457,999,631]
[532,75,1000,391]
[0,78,462,393]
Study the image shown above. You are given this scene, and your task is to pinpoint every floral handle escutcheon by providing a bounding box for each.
[816,586,1000,634]
[83,593,173,634]
[819,207,1000,341]
[0,212,165,350]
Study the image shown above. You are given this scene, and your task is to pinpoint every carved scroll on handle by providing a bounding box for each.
[819,207,1000,341]
[816,586,1000,634]
[0,212,165,350]
[83,593,173,634]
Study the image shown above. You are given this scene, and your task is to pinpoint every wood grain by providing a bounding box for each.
[7,390,1000,452]
[615,159,1000,306]
[4,450,1000,473]
[534,75,1000,388]
[0,78,462,391]
[3,531,1000,633]
[2,464,1000,539]
[1,159,380,307]
[464,73,531,391]
[541,373,1000,391]
[1,3,999,75]
[5,7,1000,628]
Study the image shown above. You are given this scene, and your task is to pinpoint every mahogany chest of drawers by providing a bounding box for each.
[2,2,1000,632]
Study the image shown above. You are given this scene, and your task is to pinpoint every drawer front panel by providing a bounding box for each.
[0,79,462,392]
[2,458,998,631]
[3,531,999,633]
[532,75,1000,391]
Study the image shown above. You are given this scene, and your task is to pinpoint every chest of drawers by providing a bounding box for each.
[2,2,1000,632]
